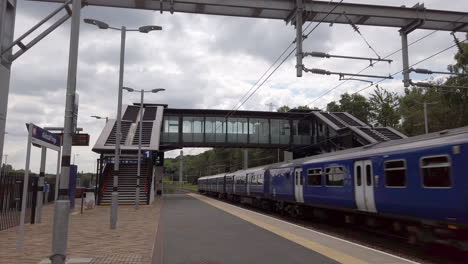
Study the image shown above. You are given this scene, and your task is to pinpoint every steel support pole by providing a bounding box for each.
[400,31,410,87]
[179,150,183,188]
[0,0,16,169]
[423,102,428,134]
[135,90,144,209]
[111,26,126,229]
[17,123,32,252]
[36,147,47,224]
[295,0,303,77]
[55,148,61,201]
[243,149,248,169]
[50,0,81,263]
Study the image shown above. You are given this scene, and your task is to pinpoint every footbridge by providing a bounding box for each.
[93,104,406,155]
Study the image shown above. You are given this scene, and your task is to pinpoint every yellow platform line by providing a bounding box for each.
[99,202,147,206]
[189,193,368,264]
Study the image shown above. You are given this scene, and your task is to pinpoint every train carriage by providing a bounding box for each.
[198,126,468,249]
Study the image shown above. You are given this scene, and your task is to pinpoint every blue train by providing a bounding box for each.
[198,126,468,249]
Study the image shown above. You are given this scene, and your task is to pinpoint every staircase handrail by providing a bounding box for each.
[100,164,112,197]
[144,164,150,195]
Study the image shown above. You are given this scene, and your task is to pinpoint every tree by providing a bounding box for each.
[326,93,371,124]
[276,105,290,112]
[399,38,468,136]
[296,105,312,110]
[369,85,400,128]
[326,101,340,112]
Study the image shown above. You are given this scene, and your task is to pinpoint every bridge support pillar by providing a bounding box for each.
[179,150,183,187]
[243,149,248,169]
[154,168,163,196]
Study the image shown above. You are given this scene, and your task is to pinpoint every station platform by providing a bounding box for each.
[153,193,418,264]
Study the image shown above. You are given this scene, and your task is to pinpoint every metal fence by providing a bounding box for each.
[0,174,58,231]
[0,174,32,231]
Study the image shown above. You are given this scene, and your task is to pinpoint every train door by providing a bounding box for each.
[233,175,237,194]
[294,168,304,203]
[354,160,377,212]
[246,174,251,196]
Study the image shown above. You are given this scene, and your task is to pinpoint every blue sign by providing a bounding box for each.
[105,157,145,164]
[26,123,62,150]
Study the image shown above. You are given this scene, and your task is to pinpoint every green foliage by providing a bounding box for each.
[368,85,400,128]
[276,105,290,112]
[399,40,468,136]
[296,105,312,110]
[326,93,371,124]
[164,148,280,183]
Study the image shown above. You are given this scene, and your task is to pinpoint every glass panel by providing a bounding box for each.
[249,118,269,144]
[385,160,406,187]
[162,116,179,143]
[422,156,450,167]
[227,118,248,143]
[422,156,451,187]
[366,165,372,186]
[205,117,226,143]
[326,166,344,186]
[292,120,312,145]
[182,116,204,143]
[356,166,362,186]
[385,160,405,169]
[271,119,280,144]
[307,168,322,186]
[280,120,290,144]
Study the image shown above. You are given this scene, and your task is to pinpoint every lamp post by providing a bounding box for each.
[90,115,109,123]
[84,18,162,229]
[123,87,165,209]
[411,99,439,134]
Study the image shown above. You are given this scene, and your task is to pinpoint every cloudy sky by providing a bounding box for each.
[3,0,468,174]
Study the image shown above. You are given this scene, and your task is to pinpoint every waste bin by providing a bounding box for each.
[84,188,95,209]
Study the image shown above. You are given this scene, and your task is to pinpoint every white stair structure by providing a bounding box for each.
[94,104,165,206]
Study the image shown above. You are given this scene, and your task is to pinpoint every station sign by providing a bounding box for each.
[26,123,61,151]
[105,157,146,164]
[54,133,90,146]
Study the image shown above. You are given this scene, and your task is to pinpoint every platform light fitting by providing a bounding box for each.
[138,25,163,33]
[84,18,109,30]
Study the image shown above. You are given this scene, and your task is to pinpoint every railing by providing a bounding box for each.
[0,175,34,231]
[145,163,152,204]
[100,165,112,203]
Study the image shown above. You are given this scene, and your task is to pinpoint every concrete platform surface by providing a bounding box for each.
[0,198,162,264]
[153,193,418,264]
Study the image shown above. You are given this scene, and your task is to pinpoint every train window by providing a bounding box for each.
[385,160,406,187]
[325,166,345,186]
[258,174,264,185]
[251,174,256,184]
[356,166,362,186]
[366,165,372,186]
[307,168,322,186]
[421,156,452,188]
